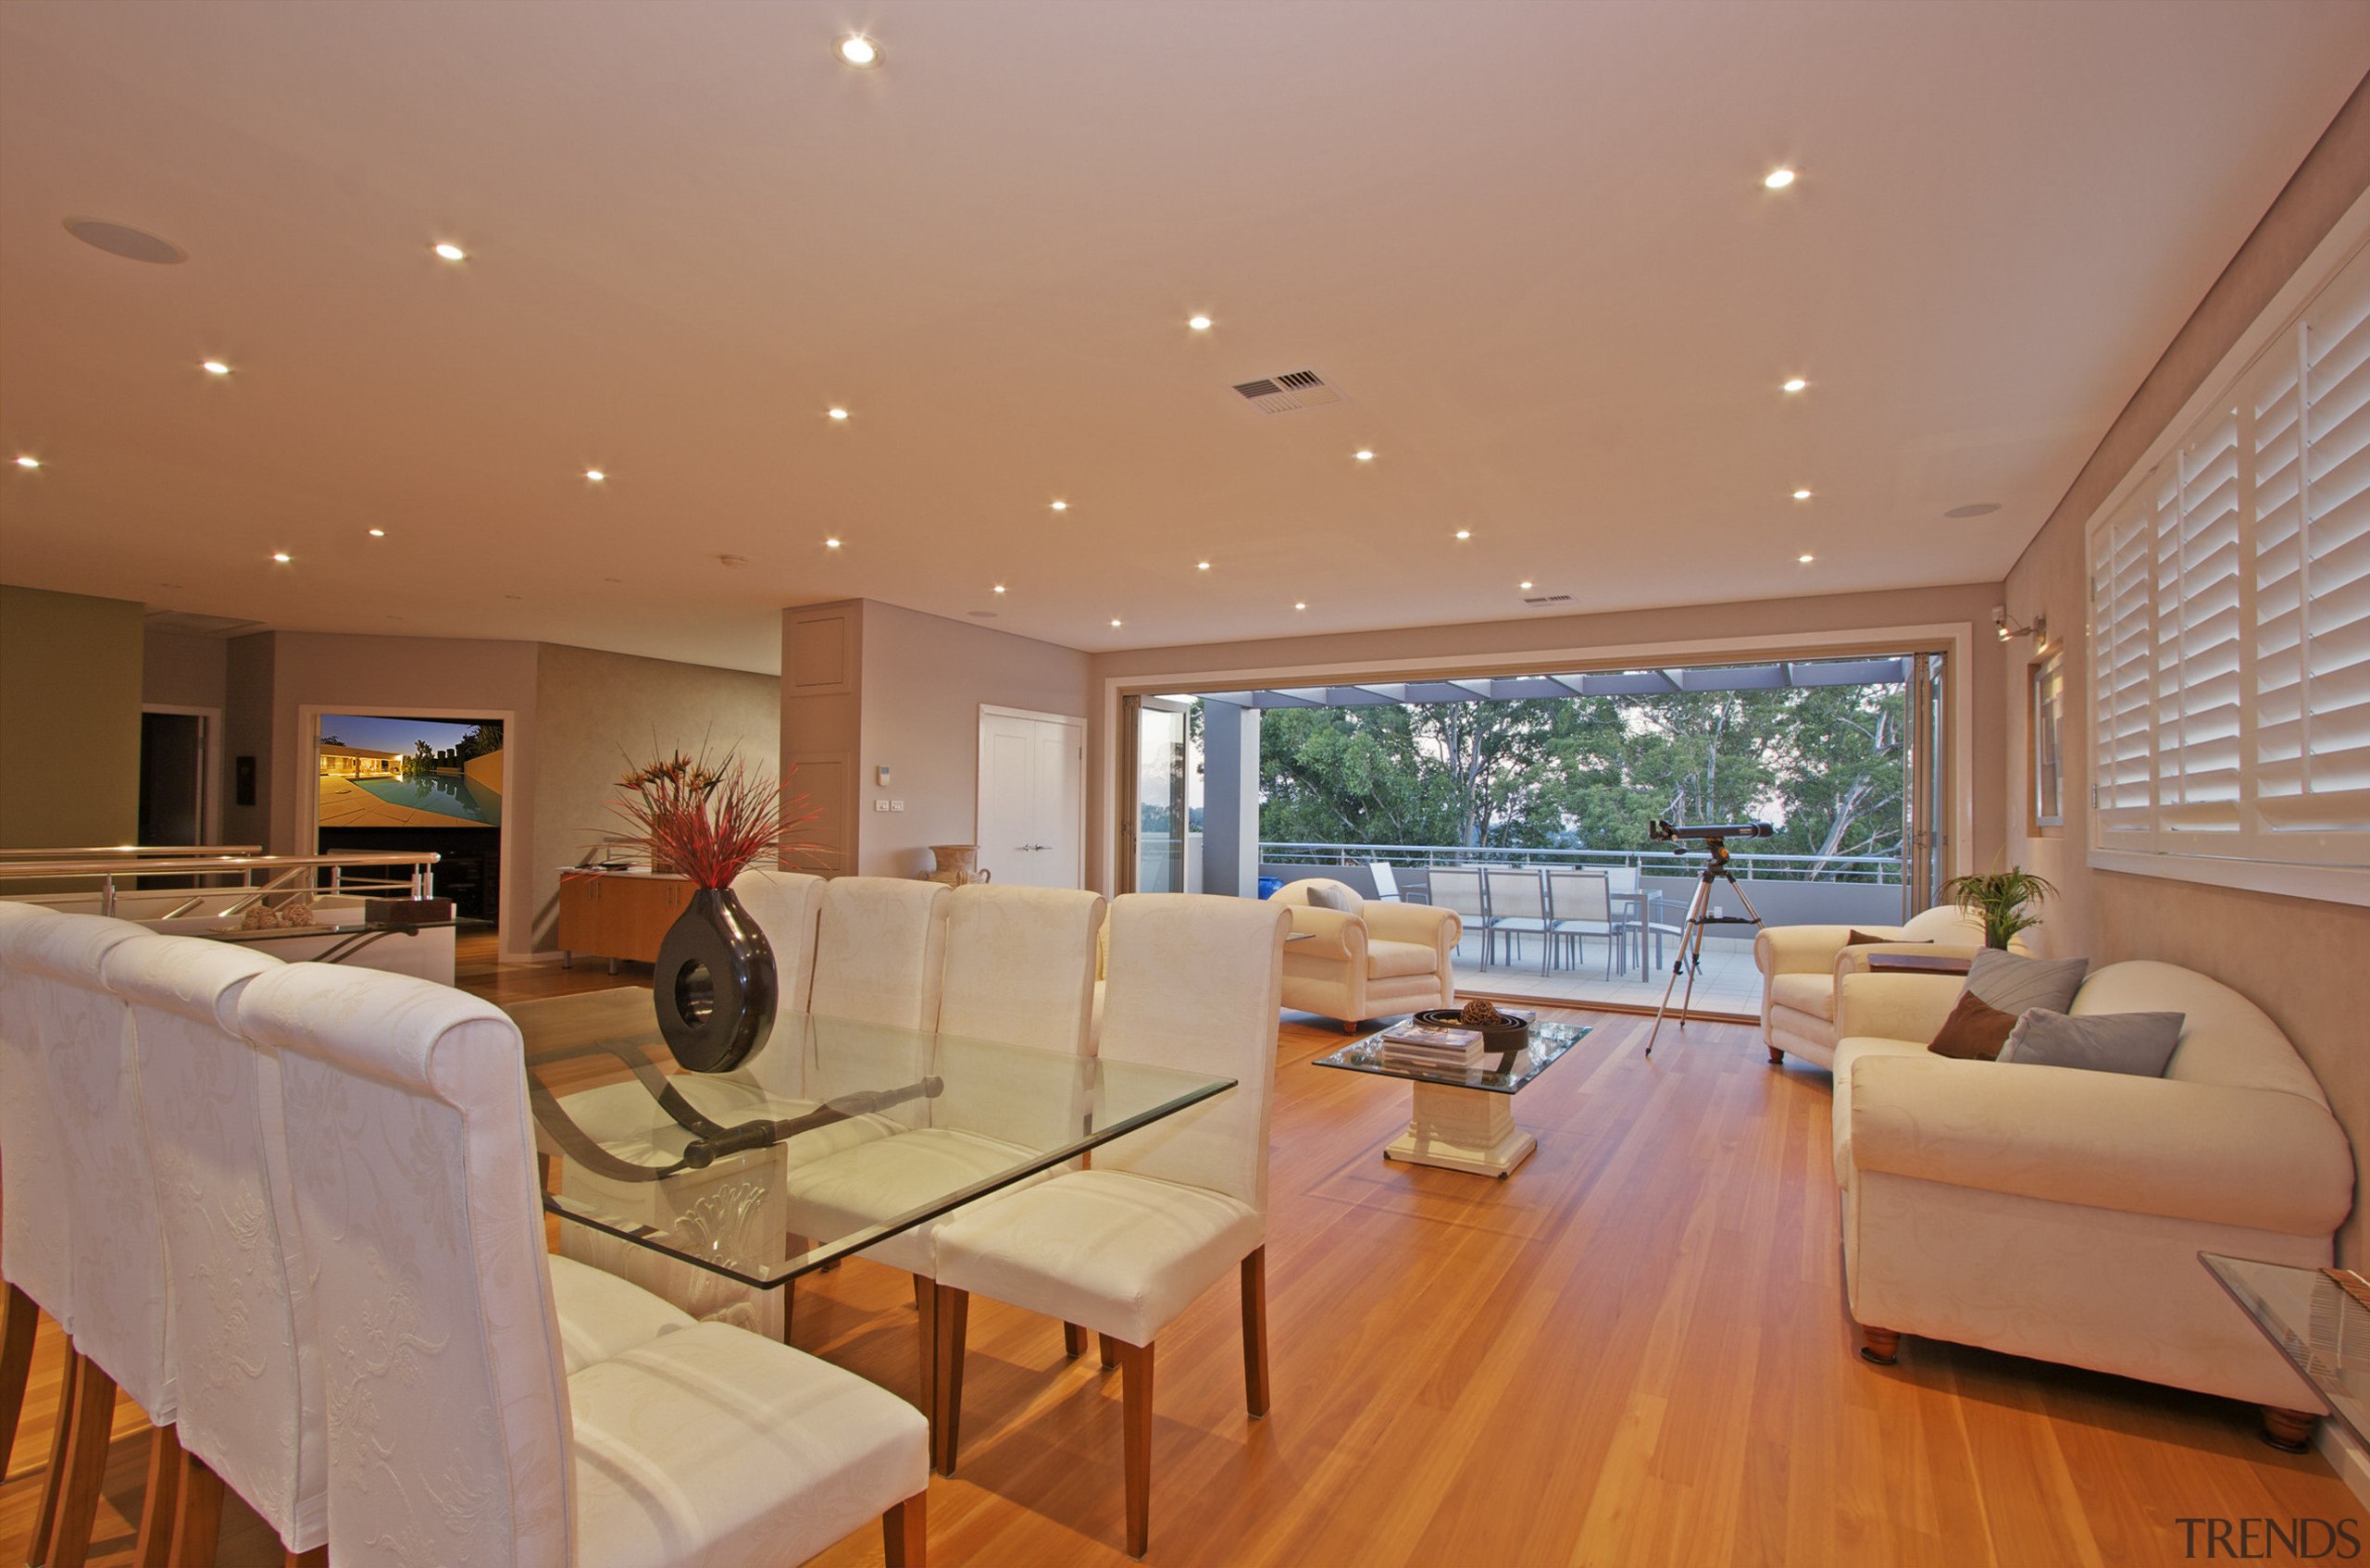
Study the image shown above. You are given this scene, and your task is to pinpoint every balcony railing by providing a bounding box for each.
[1259,840,1902,885]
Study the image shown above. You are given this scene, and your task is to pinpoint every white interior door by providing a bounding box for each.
[978,709,1083,888]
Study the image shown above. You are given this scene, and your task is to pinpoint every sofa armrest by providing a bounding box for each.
[1850,1053,2355,1236]
[1834,971,1961,1046]
[1364,900,1459,952]
[1283,905,1364,963]
[1754,924,1878,978]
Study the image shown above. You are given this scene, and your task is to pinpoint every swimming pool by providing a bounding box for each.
[347,774,503,826]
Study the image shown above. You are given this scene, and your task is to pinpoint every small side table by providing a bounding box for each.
[1314,1022,1590,1178]
[2201,1252,2356,1452]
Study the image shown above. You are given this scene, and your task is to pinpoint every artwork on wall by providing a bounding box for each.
[315,713,504,828]
[2028,655,2064,829]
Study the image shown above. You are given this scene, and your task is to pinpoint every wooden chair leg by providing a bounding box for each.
[1063,1322,1087,1358]
[1240,1248,1270,1419]
[0,1283,36,1478]
[30,1339,79,1565]
[780,1277,795,1345]
[1099,1334,1119,1371]
[134,1423,182,1567]
[49,1351,120,1568]
[932,1285,968,1476]
[167,1449,225,1568]
[2263,1405,2320,1453]
[1110,1338,1154,1559]
[915,1275,937,1430]
[284,1549,328,1568]
[1858,1325,1901,1366]
[882,1489,927,1568]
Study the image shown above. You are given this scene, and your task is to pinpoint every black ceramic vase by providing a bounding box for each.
[654,887,778,1073]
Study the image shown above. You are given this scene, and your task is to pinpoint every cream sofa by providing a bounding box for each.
[1832,958,2354,1444]
[1753,905,1997,1068]
[1268,877,1460,1030]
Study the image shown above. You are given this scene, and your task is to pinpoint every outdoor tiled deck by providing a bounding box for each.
[1448,929,1761,1017]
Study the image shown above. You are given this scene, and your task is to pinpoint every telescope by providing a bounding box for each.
[1649,819,1773,843]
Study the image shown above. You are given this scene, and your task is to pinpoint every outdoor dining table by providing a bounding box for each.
[505,986,1236,1288]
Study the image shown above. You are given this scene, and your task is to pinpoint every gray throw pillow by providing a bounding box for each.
[1305,884,1351,912]
[1964,948,2087,1015]
[1999,1009,2186,1077]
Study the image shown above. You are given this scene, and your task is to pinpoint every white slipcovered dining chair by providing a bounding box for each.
[932,891,1290,1558]
[776,885,1104,1428]
[0,900,85,1560]
[810,876,950,1029]
[2,908,175,1568]
[238,961,933,1568]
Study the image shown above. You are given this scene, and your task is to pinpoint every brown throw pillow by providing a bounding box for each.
[1846,929,1927,947]
[1929,990,2019,1060]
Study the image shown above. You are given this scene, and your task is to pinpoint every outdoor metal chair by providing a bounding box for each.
[1547,869,1624,980]
[1427,868,1491,968]
[1482,868,1553,974]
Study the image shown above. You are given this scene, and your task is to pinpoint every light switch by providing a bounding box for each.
[873,799,891,812]
[890,799,904,812]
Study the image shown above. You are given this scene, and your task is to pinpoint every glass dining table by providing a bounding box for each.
[505,987,1237,1296]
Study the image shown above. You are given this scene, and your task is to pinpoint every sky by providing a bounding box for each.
[317,713,499,754]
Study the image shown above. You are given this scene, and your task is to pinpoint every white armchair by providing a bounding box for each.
[1268,877,1459,1031]
[1753,904,2000,1068]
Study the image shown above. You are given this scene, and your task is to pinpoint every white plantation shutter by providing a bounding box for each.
[2089,238,2370,890]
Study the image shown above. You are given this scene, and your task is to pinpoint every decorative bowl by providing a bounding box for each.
[1415,1008,1529,1052]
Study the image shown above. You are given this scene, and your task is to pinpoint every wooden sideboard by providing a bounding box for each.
[556,870,694,968]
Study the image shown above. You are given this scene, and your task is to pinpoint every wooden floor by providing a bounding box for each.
[5,932,2357,1566]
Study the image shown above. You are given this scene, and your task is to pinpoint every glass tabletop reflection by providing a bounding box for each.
[506,987,1235,1288]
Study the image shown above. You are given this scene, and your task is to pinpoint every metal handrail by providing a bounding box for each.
[0,844,264,860]
[0,852,441,917]
[1258,840,1903,885]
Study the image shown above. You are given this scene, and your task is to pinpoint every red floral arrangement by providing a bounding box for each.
[596,747,819,889]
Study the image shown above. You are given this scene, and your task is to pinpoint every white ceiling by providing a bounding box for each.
[3,2,2365,675]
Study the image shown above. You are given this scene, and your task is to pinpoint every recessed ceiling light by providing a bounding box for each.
[1798,553,1815,564]
[1187,315,1213,331]
[432,242,467,262]
[825,537,842,549]
[271,552,292,564]
[1294,602,1307,611]
[201,360,231,376]
[13,456,38,469]
[585,469,606,481]
[1765,168,1797,190]
[827,407,849,420]
[368,528,386,538]
[1518,580,1533,591]
[1792,489,1813,501]
[1943,503,2002,519]
[1453,529,1471,541]
[1050,500,1067,511]
[993,583,1006,593]
[1782,378,1808,393]
[1110,618,1122,628]
[1197,561,1211,571]
[1353,450,1375,462]
[837,33,880,68]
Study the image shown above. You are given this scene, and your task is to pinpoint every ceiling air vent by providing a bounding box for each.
[1231,369,1345,417]
[1521,594,1574,607]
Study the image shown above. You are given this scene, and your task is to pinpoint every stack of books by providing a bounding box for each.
[1378,1022,1484,1071]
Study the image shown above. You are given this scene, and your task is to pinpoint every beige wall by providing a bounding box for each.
[142,627,229,713]
[858,601,1091,878]
[778,599,1093,879]
[0,584,143,848]
[221,632,275,849]
[530,641,779,952]
[1088,580,2010,893]
[2001,77,2370,1260]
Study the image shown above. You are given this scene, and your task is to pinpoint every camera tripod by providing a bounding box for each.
[1643,837,1765,1056]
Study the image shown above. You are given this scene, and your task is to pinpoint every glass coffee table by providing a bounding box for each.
[1315,1020,1590,1177]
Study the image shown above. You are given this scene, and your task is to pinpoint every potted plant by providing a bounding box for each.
[1940,864,2056,951]
[595,747,817,1072]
